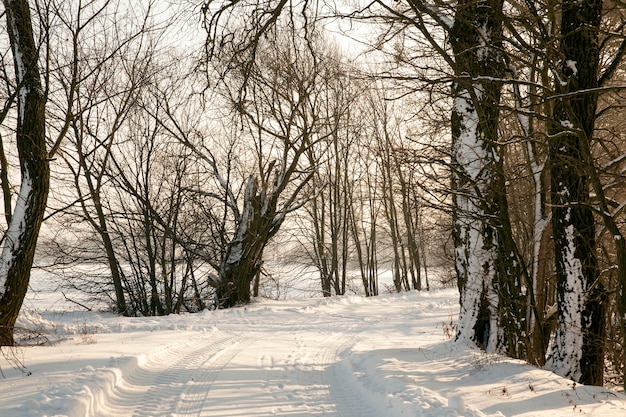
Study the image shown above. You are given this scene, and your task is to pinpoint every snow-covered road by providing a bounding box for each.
[95,300,390,417]
[2,286,626,416]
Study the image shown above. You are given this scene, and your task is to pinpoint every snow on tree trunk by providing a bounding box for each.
[545,0,604,386]
[0,0,50,346]
[452,87,501,351]
[450,0,526,357]
[212,177,283,308]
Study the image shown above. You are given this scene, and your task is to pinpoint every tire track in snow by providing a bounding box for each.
[96,333,245,417]
[252,325,380,417]
[258,329,376,417]
[285,332,343,415]
[183,332,322,417]
[320,333,379,417]
[173,336,256,417]
[169,330,365,416]
[94,311,381,416]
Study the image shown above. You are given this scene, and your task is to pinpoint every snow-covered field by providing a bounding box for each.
[1,274,626,416]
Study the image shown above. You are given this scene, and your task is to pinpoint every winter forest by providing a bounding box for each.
[2,0,626,411]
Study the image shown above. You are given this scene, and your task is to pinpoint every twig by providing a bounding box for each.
[61,292,92,311]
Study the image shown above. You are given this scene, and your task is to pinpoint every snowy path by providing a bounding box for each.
[96,325,376,416]
[2,288,626,416]
[98,334,248,416]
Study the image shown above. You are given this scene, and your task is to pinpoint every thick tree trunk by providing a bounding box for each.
[215,256,261,308]
[546,0,604,386]
[0,0,50,346]
[452,2,490,349]
[451,63,503,353]
[451,0,525,356]
[213,177,281,308]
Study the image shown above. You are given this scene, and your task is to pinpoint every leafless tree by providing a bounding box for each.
[39,0,169,315]
[0,0,50,346]
[301,51,362,297]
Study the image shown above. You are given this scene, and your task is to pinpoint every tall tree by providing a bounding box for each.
[209,31,329,307]
[545,0,605,386]
[354,0,526,355]
[448,0,524,355]
[0,0,50,346]
[392,0,527,356]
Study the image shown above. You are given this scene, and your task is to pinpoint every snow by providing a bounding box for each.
[546,204,586,382]
[453,89,486,182]
[565,60,578,77]
[424,3,454,29]
[1,273,625,416]
[476,21,490,60]
[455,217,500,352]
[8,9,30,123]
[0,169,32,293]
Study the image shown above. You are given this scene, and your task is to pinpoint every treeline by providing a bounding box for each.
[0,1,442,339]
[353,0,625,389]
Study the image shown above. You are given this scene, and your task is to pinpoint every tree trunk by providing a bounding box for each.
[349,198,371,297]
[546,0,604,386]
[75,134,128,316]
[382,145,406,293]
[367,197,379,296]
[312,190,332,297]
[510,53,553,367]
[213,177,281,308]
[101,222,128,315]
[451,0,525,356]
[0,0,50,346]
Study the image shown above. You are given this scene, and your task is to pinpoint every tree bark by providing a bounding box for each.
[0,0,50,346]
[213,177,281,307]
[451,0,525,357]
[546,0,605,386]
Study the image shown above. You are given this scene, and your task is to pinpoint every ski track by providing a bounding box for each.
[90,322,377,416]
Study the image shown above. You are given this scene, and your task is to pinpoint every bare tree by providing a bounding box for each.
[0,0,50,346]
[40,0,167,315]
[367,88,427,293]
[302,52,361,297]
[545,0,606,386]
[208,30,332,306]
[349,141,383,297]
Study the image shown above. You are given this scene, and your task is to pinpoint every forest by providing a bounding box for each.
[1,0,626,392]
